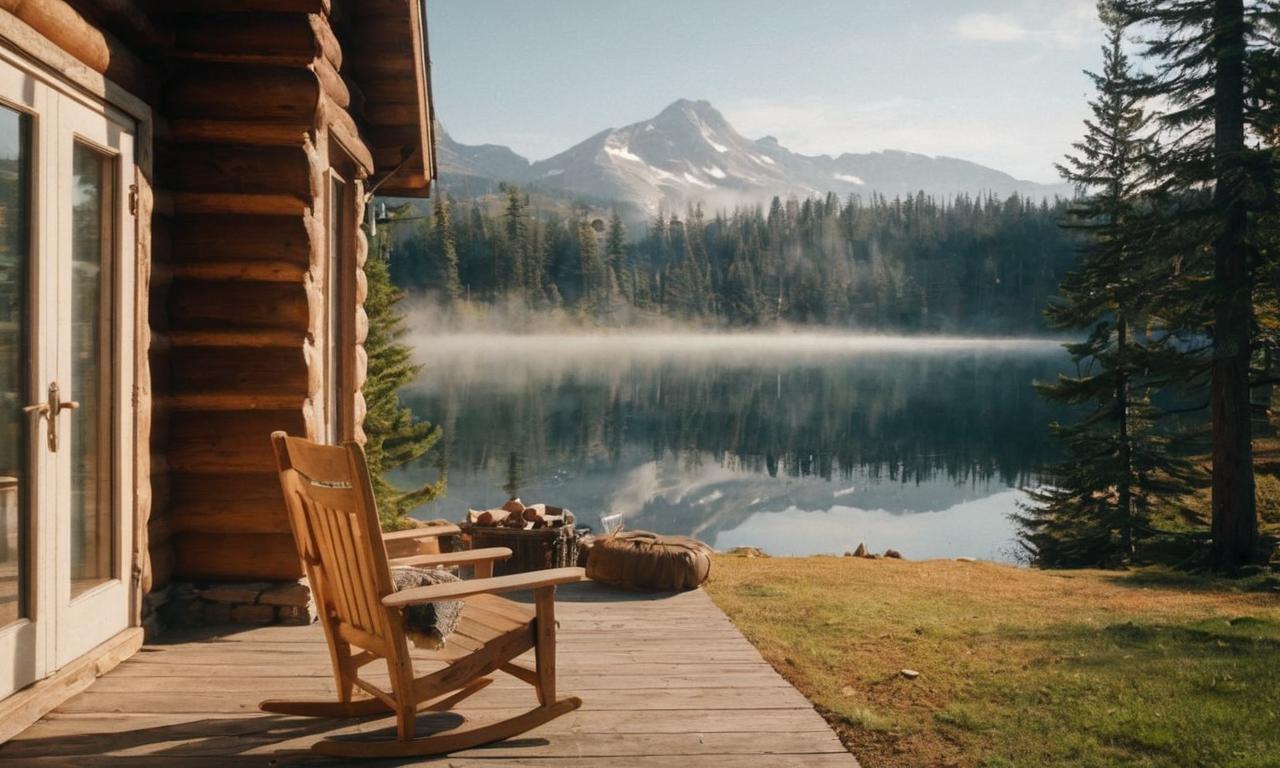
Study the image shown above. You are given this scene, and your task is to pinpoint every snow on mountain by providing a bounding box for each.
[436,100,1070,213]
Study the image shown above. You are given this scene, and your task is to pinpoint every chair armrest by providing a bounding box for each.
[383,567,586,608]
[388,547,512,569]
[382,524,461,543]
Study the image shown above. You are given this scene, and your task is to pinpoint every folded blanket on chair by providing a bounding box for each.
[389,567,464,650]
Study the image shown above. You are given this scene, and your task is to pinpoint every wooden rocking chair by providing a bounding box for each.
[264,431,586,758]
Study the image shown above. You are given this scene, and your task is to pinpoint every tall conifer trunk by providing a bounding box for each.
[1209,0,1258,567]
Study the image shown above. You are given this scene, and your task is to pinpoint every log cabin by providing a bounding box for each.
[0,0,437,737]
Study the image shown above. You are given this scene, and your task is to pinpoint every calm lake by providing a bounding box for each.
[395,333,1073,562]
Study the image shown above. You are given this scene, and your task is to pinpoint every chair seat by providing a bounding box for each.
[435,593,535,659]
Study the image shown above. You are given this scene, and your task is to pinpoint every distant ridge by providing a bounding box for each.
[437,99,1071,212]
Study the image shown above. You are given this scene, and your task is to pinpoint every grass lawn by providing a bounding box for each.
[705,555,1280,768]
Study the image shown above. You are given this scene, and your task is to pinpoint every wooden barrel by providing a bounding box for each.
[460,524,579,576]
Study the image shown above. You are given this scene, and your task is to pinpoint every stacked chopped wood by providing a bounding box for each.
[465,498,575,531]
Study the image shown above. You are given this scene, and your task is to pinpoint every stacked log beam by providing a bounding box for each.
[0,0,155,96]
[158,4,373,582]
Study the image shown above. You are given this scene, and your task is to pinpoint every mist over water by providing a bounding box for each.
[412,330,1064,360]
[394,327,1072,562]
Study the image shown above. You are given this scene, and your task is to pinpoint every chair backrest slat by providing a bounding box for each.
[314,500,365,629]
[348,516,381,630]
[333,504,376,630]
[271,431,398,649]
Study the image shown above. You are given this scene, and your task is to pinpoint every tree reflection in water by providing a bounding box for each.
[395,334,1073,559]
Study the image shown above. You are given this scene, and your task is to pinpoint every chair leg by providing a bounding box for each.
[389,654,418,741]
[311,696,583,758]
[313,612,357,705]
[533,586,556,706]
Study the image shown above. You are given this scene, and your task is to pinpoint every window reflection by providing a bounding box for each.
[0,105,30,626]
[328,174,347,443]
[70,142,114,597]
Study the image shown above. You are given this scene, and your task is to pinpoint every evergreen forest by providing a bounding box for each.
[388,190,1079,333]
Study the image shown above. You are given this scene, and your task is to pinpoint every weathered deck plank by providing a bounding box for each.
[3,582,858,766]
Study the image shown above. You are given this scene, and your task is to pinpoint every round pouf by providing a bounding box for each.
[585,531,713,591]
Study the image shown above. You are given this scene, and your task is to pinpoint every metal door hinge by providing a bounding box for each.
[128,183,139,216]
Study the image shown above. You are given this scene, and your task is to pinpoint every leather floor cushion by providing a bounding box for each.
[585,531,713,591]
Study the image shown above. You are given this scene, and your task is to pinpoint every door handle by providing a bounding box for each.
[26,383,78,452]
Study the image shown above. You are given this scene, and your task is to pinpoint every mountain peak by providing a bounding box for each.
[438,100,1070,214]
[655,98,728,128]
[433,122,531,182]
[661,97,714,113]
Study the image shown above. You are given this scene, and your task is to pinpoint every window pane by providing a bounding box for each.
[70,142,114,598]
[328,175,346,443]
[0,105,31,626]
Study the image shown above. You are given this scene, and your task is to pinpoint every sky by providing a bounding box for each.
[427,0,1106,185]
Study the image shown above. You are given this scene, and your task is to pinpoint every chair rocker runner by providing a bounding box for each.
[265,431,586,758]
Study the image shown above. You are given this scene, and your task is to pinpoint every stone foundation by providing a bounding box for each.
[151,580,317,631]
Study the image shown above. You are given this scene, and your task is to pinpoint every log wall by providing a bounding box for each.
[14,0,430,587]
[157,4,375,582]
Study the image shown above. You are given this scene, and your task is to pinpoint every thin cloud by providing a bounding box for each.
[954,2,1100,48]
[722,96,1085,184]
[956,13,1031,43]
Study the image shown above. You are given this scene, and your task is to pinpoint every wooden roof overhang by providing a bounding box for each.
[342,0,436,197]
[39,0,438,196]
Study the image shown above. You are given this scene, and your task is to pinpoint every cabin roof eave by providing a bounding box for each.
[345,0,436,197]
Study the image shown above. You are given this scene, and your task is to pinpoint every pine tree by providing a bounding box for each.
[1019,6,1178,566]
[523,215,546,301]
[577,215,604,311]
[1116,0,1273,567]
[685,205,712,316]
[724,248,763,324]
[605,209,627,273]
[663,215,693,315]
[461,201,489,300]
[499,184,528,295]
[362,232,445,528]
[429,194,462,301]
[386,201,427,290]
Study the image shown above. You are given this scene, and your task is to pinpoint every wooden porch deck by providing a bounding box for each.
[2,582,858,767]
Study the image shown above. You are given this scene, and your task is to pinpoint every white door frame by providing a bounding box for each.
[0,55,50,702]
[52,91,135,667]
[0,50,136,697]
